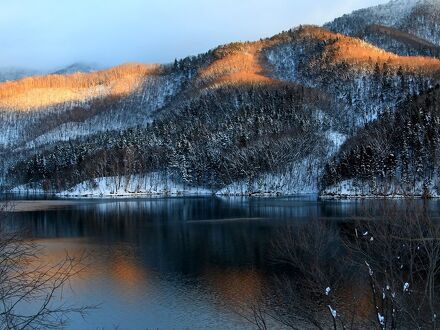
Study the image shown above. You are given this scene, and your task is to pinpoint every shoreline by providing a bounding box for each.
[4,189,436,200]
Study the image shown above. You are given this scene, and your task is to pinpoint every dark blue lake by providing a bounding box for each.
[5,196,440,329]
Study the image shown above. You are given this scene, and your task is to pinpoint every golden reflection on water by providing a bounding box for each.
[31,238,265,305]
[108,248,149,290]
[204,267,264,304]
[31,238,150,296]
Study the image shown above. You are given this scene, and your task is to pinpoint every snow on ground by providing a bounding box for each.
[11,184,46,195]
[59,168,319,198]
[1,72,184,150]
[13,174,440,199]
[326,130,347,150]
[217,160,319,196]
[10,158,320,198]
[321,179,440,199]
[9,158,322,198]
[57,173,212,197]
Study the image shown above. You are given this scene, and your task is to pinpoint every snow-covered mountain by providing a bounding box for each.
[0,67,41,83]
[52,63,99,75]
[326,0,421,35]
[1,0,440,197]
[325,0,440,56]
[0,63,102,83]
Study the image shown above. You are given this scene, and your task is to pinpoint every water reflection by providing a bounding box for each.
[5,196,440,329]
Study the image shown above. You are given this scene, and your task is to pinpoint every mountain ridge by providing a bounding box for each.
[52,62,99,75]
[325,0,440,56]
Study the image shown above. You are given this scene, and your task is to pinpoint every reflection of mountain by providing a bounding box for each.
[204,268,264,306]
[7,197,438,273]
[10,197,440,328]
[30,237,257,329]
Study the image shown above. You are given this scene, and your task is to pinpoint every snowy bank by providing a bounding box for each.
[321,180,440,199]
[217,161,319,196]
[57,174,211,197]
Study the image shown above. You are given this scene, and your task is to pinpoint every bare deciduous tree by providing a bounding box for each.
[0,200,94,329]
[239,201,440,329]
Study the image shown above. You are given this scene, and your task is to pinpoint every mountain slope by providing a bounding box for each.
[359,24,440,57]
[322,84,440,197]
[0,61,199,150]
[10,83,333,194]
[52,63,98,75]
[325,0,440,56]
[264,26,440,128]
[4,25,438,147]
[0,64,157,110]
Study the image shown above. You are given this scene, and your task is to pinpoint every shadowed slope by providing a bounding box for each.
[361,24,440,57]
[321,85,440,197]
[325,0,440,55]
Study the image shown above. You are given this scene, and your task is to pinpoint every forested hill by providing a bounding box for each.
[2,0,440,197]
[325,0,440,56]
[322,84,440,198]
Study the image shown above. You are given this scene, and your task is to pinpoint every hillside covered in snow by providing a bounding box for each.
[325,0,440,56]
[1,0,440,198]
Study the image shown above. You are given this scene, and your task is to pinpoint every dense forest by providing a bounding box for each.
[9,83,332,193]
[322,84,440,197]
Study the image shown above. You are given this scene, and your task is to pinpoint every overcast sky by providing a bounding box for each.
[0,0,386,70]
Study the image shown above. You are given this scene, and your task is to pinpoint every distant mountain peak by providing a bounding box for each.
[52,63,99,75]
[0,63,103,83]
[324,0,440,55]
[0,67,41,82]
[325,0,417,34]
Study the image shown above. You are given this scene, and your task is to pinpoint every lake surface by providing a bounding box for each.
[5,196,440,329]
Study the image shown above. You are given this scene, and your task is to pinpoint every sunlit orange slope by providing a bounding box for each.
[1,26,439,111]
[288,26,440,73]
[198,43,275,86]
[0,63,159,111]
[194,25,440,89]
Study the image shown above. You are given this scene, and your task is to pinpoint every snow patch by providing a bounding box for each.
[217,159,319,196]
[321,179,440,199]
[57,173,212,197]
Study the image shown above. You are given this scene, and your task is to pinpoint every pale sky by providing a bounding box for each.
[0,0,386,70]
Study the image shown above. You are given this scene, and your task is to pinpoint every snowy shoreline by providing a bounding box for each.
[10,174,440,200]
[8,188,436,200]
[319,194,437,200]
